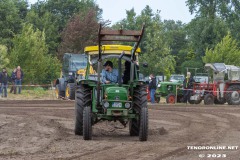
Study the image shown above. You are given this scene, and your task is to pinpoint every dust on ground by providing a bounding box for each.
[0,100,240,160]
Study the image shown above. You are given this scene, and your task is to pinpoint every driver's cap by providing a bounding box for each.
[103,61,113,68]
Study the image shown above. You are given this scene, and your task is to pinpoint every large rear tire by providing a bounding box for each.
[74,85,91,135]
[83,107,92,140]
[204,94,214,105]
[214,98,226,105]
[139,107,148,141]
[226,85,240,105]
[55,84,65,99]
[65,83,75,100]
[130,85,148,137]
[166,93,176,104]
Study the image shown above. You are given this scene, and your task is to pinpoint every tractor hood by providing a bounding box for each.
[105,87,128,101]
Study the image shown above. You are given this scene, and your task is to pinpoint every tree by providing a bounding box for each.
[140,19,176,77]
[0,0,23,48]
[58,9,99,58]
[186,17,228,57]
[202,33,240,66]
[0,45,10,68]
[163,20,188,73]
[25,10,59,55]
[9,23,60,84]
[180,60,204,75]
[29,0,102,55]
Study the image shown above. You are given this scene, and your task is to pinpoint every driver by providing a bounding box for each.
[101,60,118,84]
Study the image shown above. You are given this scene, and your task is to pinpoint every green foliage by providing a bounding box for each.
[112,6,176,76]
[29,0,102,55]
[0,45,10,68]
[186,17,228,57]
[203,33,240,66]
[9,23,60,84]
[180,60,204,75]
[0,0,24,48]
[139,17,176,76]
[162,20,188,73]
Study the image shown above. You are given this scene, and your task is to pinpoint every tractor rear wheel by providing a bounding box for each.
[83,107,92,140]
[139,107,148,141]
[155,96,160,103]
[130,85,148,137]
[65,83,75,100]
[166,93,176,104]
[55,84,64,99]
[74,85,91,135]
[214,98,226,104]
[204,94,214,105]
[226,85,240,105]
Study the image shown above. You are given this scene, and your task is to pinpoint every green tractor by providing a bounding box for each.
[55,53,88,100]
[74,25,148,141]
[155,74,184,104]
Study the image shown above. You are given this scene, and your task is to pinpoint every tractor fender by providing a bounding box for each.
[55,78,67,92]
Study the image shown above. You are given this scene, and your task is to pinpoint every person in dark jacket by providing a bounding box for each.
[10,68,17,94]
[15,66,24,94]
[183,72,195,103]
[0,68,10,97]
[149,74,157,104]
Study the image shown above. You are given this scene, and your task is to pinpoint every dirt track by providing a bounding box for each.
[0,100,240,160]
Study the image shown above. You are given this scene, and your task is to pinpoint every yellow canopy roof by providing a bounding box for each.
[84,45,141,55]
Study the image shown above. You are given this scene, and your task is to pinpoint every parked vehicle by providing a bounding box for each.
[189,63,240,105]
[169,74,184,83]
[55,53,88,99]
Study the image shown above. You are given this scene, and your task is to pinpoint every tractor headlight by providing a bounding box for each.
[125,103,131,109]
[69,72,73,76]
[157,84,161,87]
[103,102,109,108]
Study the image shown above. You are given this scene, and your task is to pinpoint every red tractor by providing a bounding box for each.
[189,63,240,105]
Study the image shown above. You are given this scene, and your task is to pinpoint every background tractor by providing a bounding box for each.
[74,25,148,141]
[155,74,184,104]
[189,63,240,105]
[55,53,90,100]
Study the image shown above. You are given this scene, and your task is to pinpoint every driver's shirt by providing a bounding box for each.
[101,69,118,84]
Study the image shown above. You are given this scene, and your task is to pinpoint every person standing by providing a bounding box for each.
[0,68,10,97]
[183,72,195,103]
[15,66,24,94]
[149,74,157,104]
[10,68,17,94]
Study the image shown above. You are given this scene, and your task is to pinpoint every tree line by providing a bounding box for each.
[0,0,240,83]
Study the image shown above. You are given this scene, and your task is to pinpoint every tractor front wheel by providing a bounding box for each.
[204,94,214,105]
[74,85,91,136]
[65,83,75,100]
[226,85,240,105]
[83,107,92,140]
[139,107,148,141]
[55,84,64,99]
[166,93,176,104]
[130,85,148,139]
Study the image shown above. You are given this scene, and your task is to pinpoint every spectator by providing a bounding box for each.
[10,68,17,94]
[149,74,157,104]
[15,66,24,94]
[0,68,10,97]
[101,60,118,84]
[183,72,195,103]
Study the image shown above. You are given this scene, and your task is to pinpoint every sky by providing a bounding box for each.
[28,0,195,24]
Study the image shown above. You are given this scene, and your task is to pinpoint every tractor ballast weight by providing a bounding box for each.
[74,24,148,141]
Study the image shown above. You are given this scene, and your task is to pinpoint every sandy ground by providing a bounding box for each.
[0,100,240,160]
